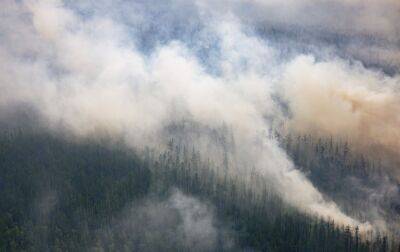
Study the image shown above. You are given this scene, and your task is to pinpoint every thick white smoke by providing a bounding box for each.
[3,0,399,232]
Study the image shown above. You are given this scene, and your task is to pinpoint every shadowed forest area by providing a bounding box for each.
[0,127,398,251]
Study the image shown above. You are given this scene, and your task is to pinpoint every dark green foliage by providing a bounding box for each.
[0,129,397,251]
[0,131,151,251]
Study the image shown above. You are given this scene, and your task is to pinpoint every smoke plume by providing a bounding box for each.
[2,0,399,232]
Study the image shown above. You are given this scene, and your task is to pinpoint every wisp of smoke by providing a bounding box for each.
[92,189,234,251]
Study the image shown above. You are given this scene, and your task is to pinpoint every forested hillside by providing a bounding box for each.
[0,129,397,251]
[1,0,400,251]
[279,133,400,235]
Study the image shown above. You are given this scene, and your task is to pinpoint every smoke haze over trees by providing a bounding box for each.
[0,0,399,251]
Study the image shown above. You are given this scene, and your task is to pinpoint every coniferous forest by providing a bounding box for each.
[1,1,400,251]
[1,127,398,251]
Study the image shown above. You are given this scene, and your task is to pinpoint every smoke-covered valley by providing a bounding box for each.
[1,0,399,251]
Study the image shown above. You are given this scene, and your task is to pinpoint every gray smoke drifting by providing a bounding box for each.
[2,0,399,232]
[91,189,235,251]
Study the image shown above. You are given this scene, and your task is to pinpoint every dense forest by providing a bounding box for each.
[0,127,398,251]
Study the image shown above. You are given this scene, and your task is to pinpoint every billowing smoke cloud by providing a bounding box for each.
[281,56,400,176]
[3,0,399,233]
